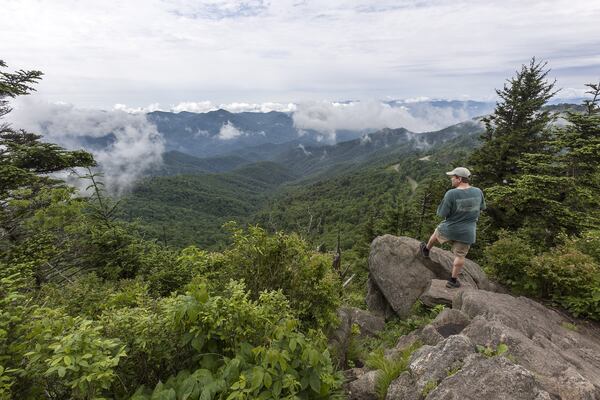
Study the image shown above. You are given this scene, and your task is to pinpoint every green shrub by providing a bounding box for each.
[421,379,438,397]
[22,309,126,399]
[476,343,508,358]
[528,245,598,297]
[131,281,343,400]
[0,264,33,399]
[39,275,152,318]
[201,224,342,330]
[526,244,600,319]
[99,300,182,396]
[573,229,600,264]
[483,231,536,291]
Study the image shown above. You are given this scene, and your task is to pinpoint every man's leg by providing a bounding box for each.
[426,231,439,250]
[451,255,465,279]
[446,242,469,288]
[420,231,439,258]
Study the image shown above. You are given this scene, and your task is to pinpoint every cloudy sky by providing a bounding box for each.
[3,0,600,110]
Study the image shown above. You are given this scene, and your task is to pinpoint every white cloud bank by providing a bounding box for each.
[113,101,297,114]
[292,100,475,142]
[6,98,165,195]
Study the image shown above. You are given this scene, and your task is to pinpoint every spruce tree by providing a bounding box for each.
[469,58,558,187]
[485,82,600,246]
[0,61,95,244]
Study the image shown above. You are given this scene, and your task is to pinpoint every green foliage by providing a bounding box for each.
[421,379,438,397]
[446,364,462,377]
[528,244,600,318]
[130,281,343,400]
[561,322,578,332]
[119,162,296,249]
[483,231,537,291]
[476,343,509,358]
[365,342,422,400]
[26,317,126,399]
[346,303,445,370]
[39,275,152,318]
[0,264,32,399]
[573,230,600,264]
[202,224,342,329]
[485,232,600,319]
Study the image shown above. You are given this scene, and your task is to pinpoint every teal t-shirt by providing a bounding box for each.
[436,187,486,245]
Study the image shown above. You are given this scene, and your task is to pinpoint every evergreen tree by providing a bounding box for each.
[557,82,600,182]
[469,58,558,187]
[0,61,95,244]
[485,82,600,246]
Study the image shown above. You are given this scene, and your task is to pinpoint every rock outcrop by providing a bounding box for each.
[367,235,490,318]
[344,235,600,400]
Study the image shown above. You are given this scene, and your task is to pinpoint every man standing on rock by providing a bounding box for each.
[420,167,486,288]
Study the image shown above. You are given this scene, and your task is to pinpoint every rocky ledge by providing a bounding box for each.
[343,235,600,400]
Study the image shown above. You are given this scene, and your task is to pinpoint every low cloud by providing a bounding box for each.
[7,98,164,195]
[217,121,243,140]
[116,101,297,114]
[298,143,311,156]
[292,100,478,142]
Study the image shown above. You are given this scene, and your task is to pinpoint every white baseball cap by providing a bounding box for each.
[446,167,471,178]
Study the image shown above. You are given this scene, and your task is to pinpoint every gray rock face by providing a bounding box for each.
[420,279,468,308]
[368,235,490,318]
[365,276,395,318]
[385,372,419,400]
[348,307,386,338]
[347,235,600,400]
[408,335,475,391]
[426,356,552,400]
[346,370,379,400]
[456,290,600,400]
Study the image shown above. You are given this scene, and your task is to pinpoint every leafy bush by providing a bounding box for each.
[39,275,152,318]
[476,343,508,358]
[527,244,600,318]
[195,224,342,329]
[0,264,33,399]
[572,229,600,264]
[130,280,343,400]
[21,308,126,399]
[483,231,536,291]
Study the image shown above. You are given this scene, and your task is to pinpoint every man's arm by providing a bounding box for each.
[437,192,453,218]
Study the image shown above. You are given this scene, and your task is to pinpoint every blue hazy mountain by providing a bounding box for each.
[147,109,329,158]
[145,101,498,159]
[150,120,484,177]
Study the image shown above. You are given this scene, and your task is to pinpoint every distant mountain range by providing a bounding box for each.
[152,120,484,177]
[145,100,496,159]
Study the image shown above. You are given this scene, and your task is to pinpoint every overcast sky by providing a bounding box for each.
[3,0,600,110]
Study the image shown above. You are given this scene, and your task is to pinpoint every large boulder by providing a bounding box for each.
[346,370,379,400]
[368,235,490,317]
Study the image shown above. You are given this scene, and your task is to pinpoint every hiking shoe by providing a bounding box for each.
[419,242,430,258]
[446,279,461,289]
